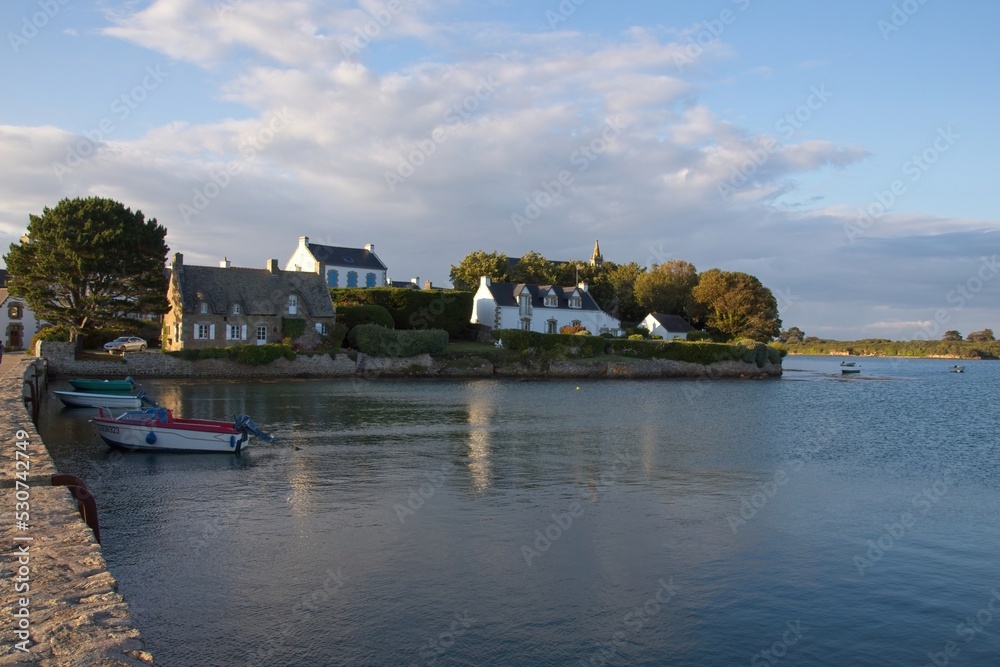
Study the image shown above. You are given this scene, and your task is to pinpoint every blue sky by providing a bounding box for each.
[1,0,998,340]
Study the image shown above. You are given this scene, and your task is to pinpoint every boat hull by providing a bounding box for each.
[54,390,143,409]
[90,418,250,453]
[68,378,135,392]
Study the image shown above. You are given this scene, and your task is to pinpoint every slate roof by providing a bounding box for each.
[176,265,335,317]
[307,243,386,271]
[649,313,694,332]
[485,282,605,313]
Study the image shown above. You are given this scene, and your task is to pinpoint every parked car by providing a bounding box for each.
[103,336,147,354]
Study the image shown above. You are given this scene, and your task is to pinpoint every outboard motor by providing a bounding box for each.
[136,391,158,408]
[234,414,275,443]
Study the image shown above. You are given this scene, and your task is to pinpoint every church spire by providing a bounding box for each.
[590,240,603,267]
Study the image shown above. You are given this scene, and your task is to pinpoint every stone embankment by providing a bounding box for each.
[39,342,781,379]
[0,356,152,666]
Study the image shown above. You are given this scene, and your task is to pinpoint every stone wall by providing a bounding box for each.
[0,357,152,666]
[39,341,781,380]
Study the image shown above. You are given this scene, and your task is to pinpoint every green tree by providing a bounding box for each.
[966,328,995,342]
[604,261,646,323]
[692,269,781,341]
[781,327,805,343]
[5,197,169,340]
[509,251,557,285]
[449,250,509,291]
[633,260,700,321]
[942,330,963,342]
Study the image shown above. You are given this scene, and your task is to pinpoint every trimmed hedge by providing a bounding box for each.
[605,338,780,367]
[491,329,606,358]
[347,324,449,357]
[331,288,474,337]
[165,343,296,365]
[336,304,395,330]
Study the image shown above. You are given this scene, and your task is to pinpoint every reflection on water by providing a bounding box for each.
[35,359,1000,667]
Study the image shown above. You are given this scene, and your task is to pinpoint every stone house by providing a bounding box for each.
[285,236,388,288]
[471,276,622,336]
[163,254,336,351]
[0,270,44,350]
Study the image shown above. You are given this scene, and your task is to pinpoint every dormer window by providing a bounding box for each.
[569,296,582,309]
[200,302,208,314]
[232,304,241,315]
[544,295,558,307]
[288,295,298,315]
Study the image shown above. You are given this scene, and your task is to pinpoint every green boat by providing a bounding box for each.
[67,376,138,393]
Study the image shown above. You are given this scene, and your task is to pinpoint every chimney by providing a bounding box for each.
[480,275,491,288]
[267,259,280,273]
[171,252,183,269]
[220,257,230,268]
[299,236,309,247]
[423,280,432,290]
[365,243,375,253]
[578,281,588,292]
[411,277,419,286]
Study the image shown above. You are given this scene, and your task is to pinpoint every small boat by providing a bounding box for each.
[950,365,965,373]
[89,406,274,453]
[840,361,856,367]
[67,377,138,393]
[841,367,861,375]
[53,390,156,409]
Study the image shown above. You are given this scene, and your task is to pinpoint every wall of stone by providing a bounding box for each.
[0,357,152,666]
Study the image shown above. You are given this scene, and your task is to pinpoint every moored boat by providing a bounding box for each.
[841,367,861,375]
[89,406,274,453]
[840,361,856,367]
[950,365,965,373]
[67,376,138,393]
[54,390,156,409]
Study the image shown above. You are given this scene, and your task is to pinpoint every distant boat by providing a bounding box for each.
[950,365,965,373]
[89,406,274,453]
[53,390,156,409]
[67,377,138,393]
[841,367,861,375]
[840,361,856,367]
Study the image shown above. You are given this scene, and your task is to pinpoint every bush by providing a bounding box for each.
[164,343,296,365]
[491,329,606,358]
[685,331,711,342]
[31,326,70,352]
[281,318,307,340]
[628,334,644,340]
[606,339,745,365]
[347,324,449,357]
[327,323,349,351]
[331,288,474,337]
[336,305,395,332]
[560,324,588,335]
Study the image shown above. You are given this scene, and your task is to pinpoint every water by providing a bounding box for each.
[37,357,1000,666]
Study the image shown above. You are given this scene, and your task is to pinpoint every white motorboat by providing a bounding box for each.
[53,390,156,409]
[89,406,274,453]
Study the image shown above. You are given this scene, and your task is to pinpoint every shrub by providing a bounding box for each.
[347,324,449,357]
[281,318,307,340]
[490,329,606,358]
[686,331,711,342]
[560,324,588,335]
[164,343,296,365]
[606,339,744,365]
[336,305,395,332]
[330,288,474,336]
[327,323,349,351]
[30,326,70,352]
[628,334,644,341]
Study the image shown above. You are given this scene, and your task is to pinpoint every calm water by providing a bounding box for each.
[37,357,1000,666]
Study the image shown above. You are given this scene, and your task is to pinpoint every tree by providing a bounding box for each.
[633,260,701,322]
[449,250,509,291]
[692,269,781,341]
[781,327,805,344]
[509,251,557,285]
[5,197,169,340]
[942,330,963,342]
[603,261,646,323]
[966,328,995,342]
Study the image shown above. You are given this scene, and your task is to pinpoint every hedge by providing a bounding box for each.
[281,318,307,340]
[331,288,474,337]
[335,304,395,330]
[347,324,449,357]
[604,339,780,367]
[164,343,296,365]
[491,329,606,358]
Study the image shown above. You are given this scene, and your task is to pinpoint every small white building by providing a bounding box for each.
[471,276,621,336]
[0,287,43,350]
[641,313,695,340]
[285,236,388,288]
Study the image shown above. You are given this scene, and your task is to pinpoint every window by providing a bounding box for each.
[256,326,268,343]
[228,324,243,340]
[195,324,213,340]
[328,270,339,287]
[546,320,557,334]
[544,295,558,307]
[232,304,241,315]
[568,296,582,309]
[365,272,376,287]
[315,322,328,335]
[520,318,531,331]
[200,302,208,314]
[288,295,298,315]
[8,303,22,320]
[174,323,181,342]
[347,271,358,287]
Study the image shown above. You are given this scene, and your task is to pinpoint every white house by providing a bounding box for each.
[641,313,695,340]
[0,288,43,350]
[285,236,388,288]
[471,276,621,336]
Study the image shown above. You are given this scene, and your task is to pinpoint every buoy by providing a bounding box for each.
[145,432,157,445]
[576,386,580,390]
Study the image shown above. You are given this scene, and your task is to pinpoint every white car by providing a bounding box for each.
[103,336,147,354]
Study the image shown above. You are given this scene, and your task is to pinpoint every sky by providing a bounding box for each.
[1,0,998,340]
